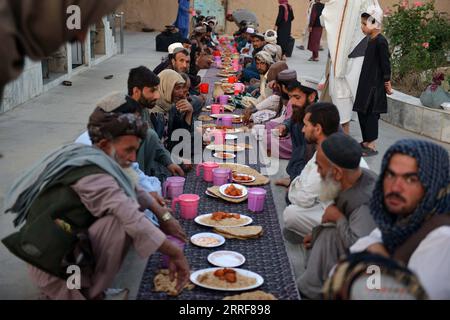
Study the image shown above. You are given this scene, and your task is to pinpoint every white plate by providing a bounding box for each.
[190,268,264,292]
[208,251,246,268]
[213,152,236,160]
[207,144,245,152]
[194,213,253,228]
[219,183,248,199]
[232,173,256,183]
[210,114,241,119]
[190,232,225,248]
[226,134,238,140]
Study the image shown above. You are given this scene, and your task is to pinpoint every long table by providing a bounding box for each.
[136,67,300,300]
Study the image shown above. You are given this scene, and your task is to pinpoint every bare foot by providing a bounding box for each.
[275,177,291,187]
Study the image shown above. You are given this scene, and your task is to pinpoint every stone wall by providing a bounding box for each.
[382,91,450,143]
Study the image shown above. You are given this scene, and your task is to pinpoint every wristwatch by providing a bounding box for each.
[161,211,173,222]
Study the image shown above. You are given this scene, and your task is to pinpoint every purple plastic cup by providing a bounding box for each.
[212,168,232,186]
[162,176,185,199]
[161,235,185,268]
[248,188,267,212]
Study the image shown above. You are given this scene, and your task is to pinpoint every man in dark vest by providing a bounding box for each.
[2,110,190,300]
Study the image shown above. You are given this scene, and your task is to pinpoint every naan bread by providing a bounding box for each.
[153,269,194,296]
[214,226,263,239]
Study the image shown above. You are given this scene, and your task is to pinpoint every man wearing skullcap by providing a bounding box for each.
[243,63,289,124]
[2,111,190,300]
[350,139,450,299]
[298,133,377,299]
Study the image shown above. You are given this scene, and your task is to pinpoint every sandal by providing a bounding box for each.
[362,148,379,157]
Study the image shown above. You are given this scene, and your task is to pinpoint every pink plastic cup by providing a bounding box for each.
[248,188,267,213]
[211,104,224,115]
[219,95,229,106]
[172,194,200,219]
[212,168,232,186]
[161,235,185,268]
[196,162,220,182]
[162,176,185,199]
[213,129,226,145]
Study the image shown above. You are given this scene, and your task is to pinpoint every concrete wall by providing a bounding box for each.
[382,91,450,143]
[119,0,450,39]
[0,17,118,114]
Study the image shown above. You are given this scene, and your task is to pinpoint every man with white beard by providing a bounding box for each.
[298,133,377,299]
[320,0,372,134]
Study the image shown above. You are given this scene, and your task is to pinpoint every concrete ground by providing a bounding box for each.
[0,32,449,300]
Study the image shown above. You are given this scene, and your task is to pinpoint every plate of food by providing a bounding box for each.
[190,232,225,248]
[208,251,246,268]
[213,152,236,159]
[210,114,241,119]
[190,268,264,291]
[195,212,253,228]
[232,173,256,183]
[219,183,248,199]
[207,144,245,152]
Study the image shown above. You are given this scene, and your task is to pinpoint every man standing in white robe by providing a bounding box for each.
[320,0,371,134]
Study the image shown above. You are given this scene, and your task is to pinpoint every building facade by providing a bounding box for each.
[0,16,122,114]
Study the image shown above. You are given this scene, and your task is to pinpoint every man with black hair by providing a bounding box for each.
[99,66,184,181]
[241,33,268,83]
[275,80,319,187]
[283,102,341,242]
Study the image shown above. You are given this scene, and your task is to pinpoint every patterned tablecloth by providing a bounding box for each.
[136,67,300,300]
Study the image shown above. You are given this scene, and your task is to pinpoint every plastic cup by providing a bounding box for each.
[199,83,209,94]
[213,129,226,145]
[172,194,200,219]
[219,95,229,106]
[161,235,185,268]
[196,162,220,182]
[248,188,267,212]
[162,176,185,199]
[212,168,232,186]
[216,115,233,127]
[211,104,224,115]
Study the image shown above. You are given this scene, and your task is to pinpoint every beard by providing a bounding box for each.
[139,95,157,109]
[319,171,342,202]
[291,98,312,124]
[110,146,132,171]
[122,166,140,189]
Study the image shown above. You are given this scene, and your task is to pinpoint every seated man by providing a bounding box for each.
[2,111,190,300]
[240,33,267,83]
[241,51,274,110]
[283,103,340,242]
[155,70,194,153]
[350,139,450,299]
[298,133,377,299]
[283,103,370,241]
[263,29,283,62]
[275,81,319,187]
[103,66,185,181]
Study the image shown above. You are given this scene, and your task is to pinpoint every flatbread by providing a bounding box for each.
[153,269,195,296]
[198,115,214,122]
[214,226,263,239]
[223,290,277,300]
